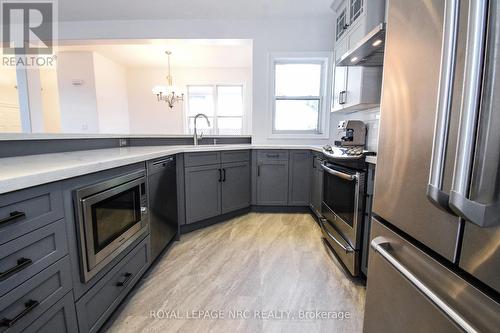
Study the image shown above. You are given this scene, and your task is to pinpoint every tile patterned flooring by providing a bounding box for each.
[104,213,365,333]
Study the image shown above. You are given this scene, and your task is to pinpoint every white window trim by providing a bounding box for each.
[185,83,247,135]
[268,52,332,139]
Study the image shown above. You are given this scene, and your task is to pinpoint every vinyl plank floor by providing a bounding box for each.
[103,213,366,333]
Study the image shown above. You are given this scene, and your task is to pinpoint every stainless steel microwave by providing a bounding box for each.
[74,170,149,282]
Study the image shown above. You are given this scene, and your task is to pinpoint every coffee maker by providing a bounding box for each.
[334,120,366,147]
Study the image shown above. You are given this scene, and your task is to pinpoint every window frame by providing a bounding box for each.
[269,53,332,139]
[185,83,246,136]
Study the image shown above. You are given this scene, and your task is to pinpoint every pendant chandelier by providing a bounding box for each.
[152,51,184,108]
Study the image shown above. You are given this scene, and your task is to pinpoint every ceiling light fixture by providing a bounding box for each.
[351,57,358,63]
[372,39,383,47]
[152,51,184,108]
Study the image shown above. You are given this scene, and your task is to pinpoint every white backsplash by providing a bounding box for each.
[329,107,380,152]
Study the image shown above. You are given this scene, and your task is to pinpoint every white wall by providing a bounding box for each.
[58,18,335,143]
[57,51,100,133]
[0,83,21,133]
[126,66,252,135]
[40,69,61,133]
[93,53,130,133]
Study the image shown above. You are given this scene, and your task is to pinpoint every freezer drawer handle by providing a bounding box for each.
[371,237,478,333]
[320,164,356,181]
[448,0,498,227]
[427,0,460,214]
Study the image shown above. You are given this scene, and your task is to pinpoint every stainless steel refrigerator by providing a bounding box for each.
[363,0,500,332]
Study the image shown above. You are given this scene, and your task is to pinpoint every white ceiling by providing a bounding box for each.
[57,40,253,68]
[59,0,335,21]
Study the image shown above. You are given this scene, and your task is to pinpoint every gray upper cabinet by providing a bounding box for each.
[221,161,251,214]
[184,164,222,224]
[255,152,289,206]
[288,151,312,206]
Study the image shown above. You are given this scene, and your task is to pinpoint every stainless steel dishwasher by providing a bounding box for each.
[147,156,178,261]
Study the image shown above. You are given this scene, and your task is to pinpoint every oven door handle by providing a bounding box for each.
[320,164,356,181]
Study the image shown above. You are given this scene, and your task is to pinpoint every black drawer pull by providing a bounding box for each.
[0,211,26,225]
[0,299,39,327]
[0,258,32,281]
[222,168,226,182]
[116,272,133,287]
[218,168,222,182]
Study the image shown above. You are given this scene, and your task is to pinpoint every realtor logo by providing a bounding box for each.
[1,0,57,67]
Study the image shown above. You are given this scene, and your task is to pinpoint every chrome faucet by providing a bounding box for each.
[193,113,211,146]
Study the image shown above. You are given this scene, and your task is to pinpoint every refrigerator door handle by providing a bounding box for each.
[449,0,500,227]
[371,237,479,333]
[427,0,460,214]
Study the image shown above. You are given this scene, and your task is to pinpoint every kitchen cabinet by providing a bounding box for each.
[331,0,385,112]
[288,150,312,206]
[310,154,324,217]
[221,161,251,214]
[184,151,251,224]
[255,151,290,206]
[185,164,222,224]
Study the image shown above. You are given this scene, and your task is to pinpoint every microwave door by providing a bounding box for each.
[451,0,500,294]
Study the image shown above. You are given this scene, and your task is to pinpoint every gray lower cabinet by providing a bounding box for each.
[310,154,324,216]
[184,165,222,224]
[0,219,68,297]
[24,292,77,333]
[256,159,289,206]
[288,151,312,206]
[221,161,251,214]
[0,256,72,333]
[75,236,150,333]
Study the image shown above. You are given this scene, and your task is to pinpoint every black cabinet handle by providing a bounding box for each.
[218,169,222,182]
[257,165,261,177]
[222,168,226,182]
[0,211,26,225]
[0,258,32,281]
[0,299,39,327]
[343,23,349,30]
[312,157,316,169]
[116,272,133,287]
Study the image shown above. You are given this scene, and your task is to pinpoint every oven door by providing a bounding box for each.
[78,175,148,281]
[321,163,365,248]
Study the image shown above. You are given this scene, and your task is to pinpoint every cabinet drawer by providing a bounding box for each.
[76,236,150,333]
[0,256,72,333]
[221,150,250,163]
[24,292,77,333]
[0,219,68,297]
[0,183,63,245]
[184,152,220,167]
[256,150,289,161]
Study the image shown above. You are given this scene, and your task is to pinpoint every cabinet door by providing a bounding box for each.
[185,165,221,224]
[221,161,251,214]
[335,5,349,41]
[349,0,364,26]
[256,160,289,206]
[288,151,311,206]
[343,66,382,111]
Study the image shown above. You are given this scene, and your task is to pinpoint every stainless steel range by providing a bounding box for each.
[319,123,374,277]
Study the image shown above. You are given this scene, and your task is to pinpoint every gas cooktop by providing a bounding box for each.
[322,145,375,160]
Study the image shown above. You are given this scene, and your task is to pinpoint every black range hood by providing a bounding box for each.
[337,23,385,67]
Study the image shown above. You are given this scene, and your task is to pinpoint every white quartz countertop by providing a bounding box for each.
[0,144,328,194]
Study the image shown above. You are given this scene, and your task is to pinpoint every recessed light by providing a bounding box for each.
[351,57,358,63]
[372,39,383,47]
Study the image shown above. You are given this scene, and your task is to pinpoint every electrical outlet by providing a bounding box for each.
[119,139,128,147]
